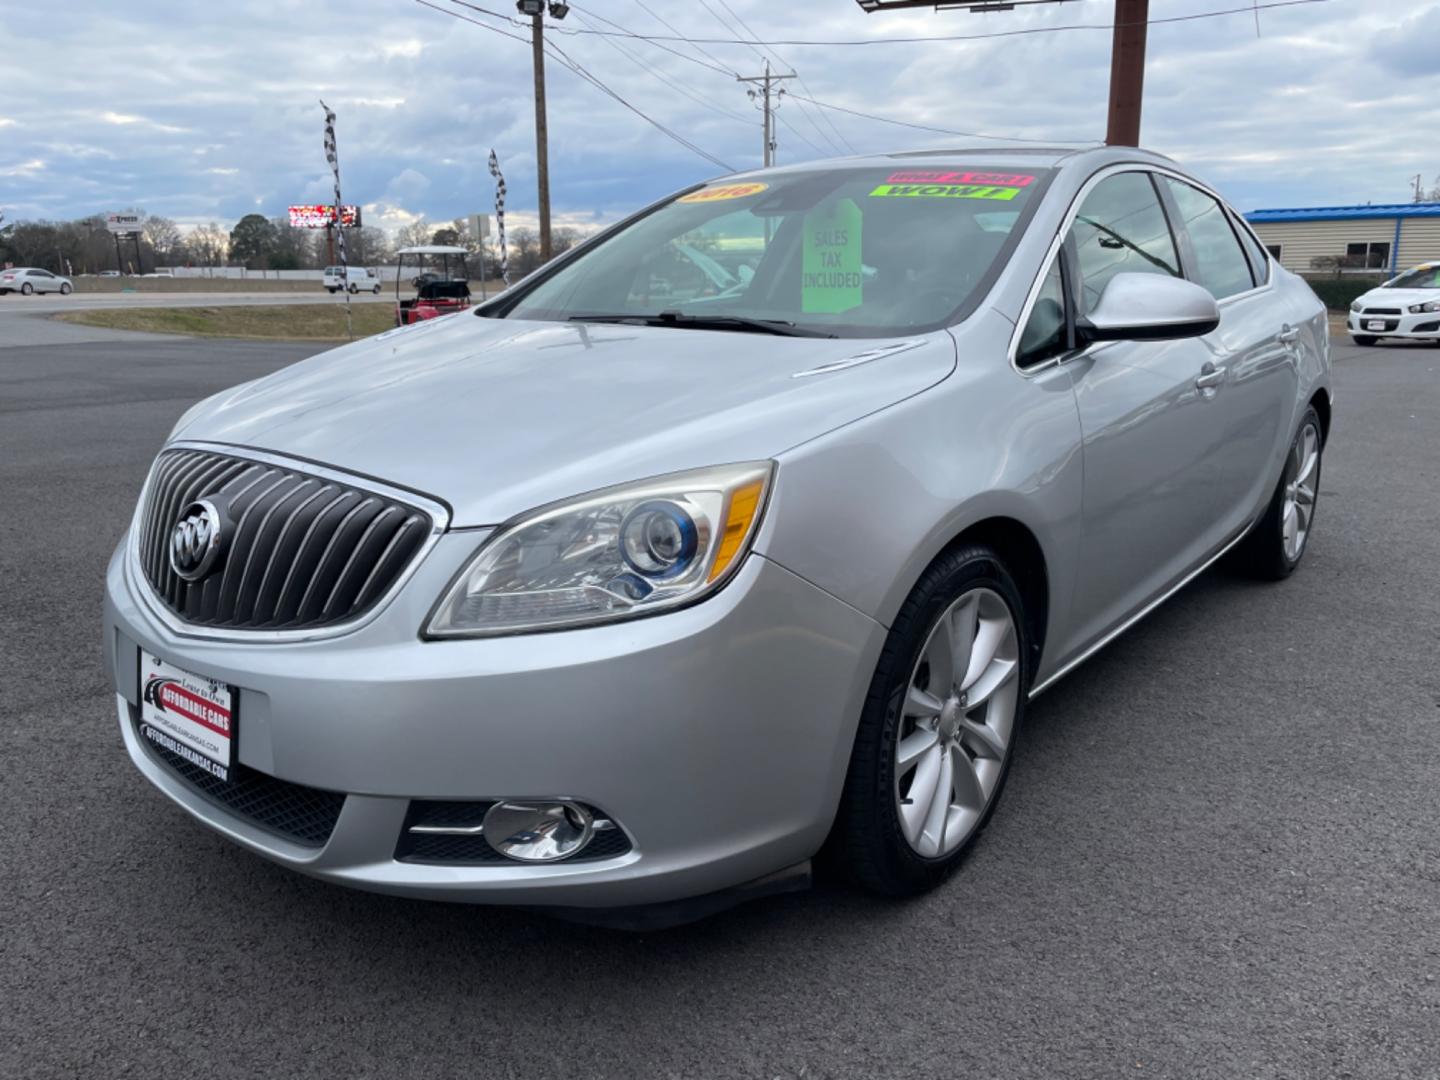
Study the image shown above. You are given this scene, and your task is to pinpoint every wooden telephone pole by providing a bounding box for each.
[518,0,569,261]
[737,62,797,167]
[855,0,1151,147]
[1105,0,1148,146]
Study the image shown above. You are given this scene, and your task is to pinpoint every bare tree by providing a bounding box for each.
[143,215,183,262]
[395,218,431,250]
[351,225,392,267]
[188,223,229,267]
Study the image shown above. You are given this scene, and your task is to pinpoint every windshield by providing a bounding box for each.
[1386,264,1440,289]
[497,166,1052,337]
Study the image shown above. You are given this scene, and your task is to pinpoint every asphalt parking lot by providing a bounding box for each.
[1,330,1437,1079]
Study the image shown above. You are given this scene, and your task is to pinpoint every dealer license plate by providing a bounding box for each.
[138,650,236,781]
[1366,320,1386,331]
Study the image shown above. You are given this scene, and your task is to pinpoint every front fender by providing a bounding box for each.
[754,337,1085,689]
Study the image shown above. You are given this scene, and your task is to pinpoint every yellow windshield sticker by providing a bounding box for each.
[869,183,1022,201]
[678,182,769,204]
[802,198,863,315]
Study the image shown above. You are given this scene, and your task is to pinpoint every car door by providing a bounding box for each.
[1059,169,1234,653]
[1158,175,1298,533]
[32,270,53,293]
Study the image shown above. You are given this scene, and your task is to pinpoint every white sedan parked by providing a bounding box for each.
[1348,262,1440,345]
[0,267,73,295]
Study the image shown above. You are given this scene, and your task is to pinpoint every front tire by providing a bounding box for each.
[831,544,1029,896]
[1233,406,1323,580]
[1351,334,1377,346]
[59,282,71,295]
[327,287,338,294]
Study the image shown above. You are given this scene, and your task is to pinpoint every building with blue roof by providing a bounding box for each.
[1244,203,1440,276]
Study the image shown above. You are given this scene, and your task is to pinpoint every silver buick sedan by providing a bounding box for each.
[104,146,1330,925]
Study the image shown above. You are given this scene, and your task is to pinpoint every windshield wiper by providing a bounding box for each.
[569,312,836,338]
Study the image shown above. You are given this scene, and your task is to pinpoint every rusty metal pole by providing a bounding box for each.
[1106,0,1149,146]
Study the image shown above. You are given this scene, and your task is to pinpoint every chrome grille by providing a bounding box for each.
[137,448,435,631]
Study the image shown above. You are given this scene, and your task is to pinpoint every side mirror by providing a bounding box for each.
[1078,272,1220,343]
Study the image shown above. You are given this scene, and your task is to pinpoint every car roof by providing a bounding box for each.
[397,245,468,255]
[712,144,1180,183]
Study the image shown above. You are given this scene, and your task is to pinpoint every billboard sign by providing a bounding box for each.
[106,212,143,234]
[288,204,361,229]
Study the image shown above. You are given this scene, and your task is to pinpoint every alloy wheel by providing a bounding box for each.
[894,587,1020,858]
[1282,420,1320,562]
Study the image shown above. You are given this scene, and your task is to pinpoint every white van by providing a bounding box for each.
[323,266,381,294]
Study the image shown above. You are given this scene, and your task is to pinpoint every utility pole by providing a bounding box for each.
[1413,174,1425,203]
[854,0,1150,147]
[737,61,796,168]
[1105,0,1148,146]
[518,0,568,262]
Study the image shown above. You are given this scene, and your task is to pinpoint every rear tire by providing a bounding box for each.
[20,283,33,296]
[327,287,338,294]
[830,544,1030,897]
[1232,406,1323,580]
[1350,334,1377,346]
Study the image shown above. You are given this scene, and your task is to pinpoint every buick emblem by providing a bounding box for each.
[169,499,226,582]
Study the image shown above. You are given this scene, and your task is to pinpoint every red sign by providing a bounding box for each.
[886,171,1035,187]
[288,204,361,228]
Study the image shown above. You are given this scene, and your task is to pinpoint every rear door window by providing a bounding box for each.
[1162,177,1257,300]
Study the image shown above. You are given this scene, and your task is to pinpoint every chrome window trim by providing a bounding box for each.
[125,440,452,644]
[1009,162,1274,376]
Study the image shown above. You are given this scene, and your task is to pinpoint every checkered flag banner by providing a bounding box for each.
[321,100,353,337]
[488,149,509,285]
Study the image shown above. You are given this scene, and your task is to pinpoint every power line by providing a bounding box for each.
[696,0,769,66]
[568,8,755,125]
[564,1,736,77]
[711,0,854,156]
[543,39,735,171]
[789,90,1096,145]
[632,0,740,77]
[772,109,826,158]
[419,1,734,171]
[443,0,1334,47]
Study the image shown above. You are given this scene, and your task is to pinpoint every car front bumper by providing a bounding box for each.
[1348,311,1440,339]
[103,530,885,910]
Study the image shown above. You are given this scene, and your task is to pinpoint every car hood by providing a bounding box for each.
[176,313,958,526]
[1356,287,1440,308]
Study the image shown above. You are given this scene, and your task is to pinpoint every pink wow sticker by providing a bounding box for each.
[886,171,1035,187]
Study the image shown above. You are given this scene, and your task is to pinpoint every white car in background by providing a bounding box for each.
[323,266,382,294]
[0,267,73,295]
[1348,262,1440,345]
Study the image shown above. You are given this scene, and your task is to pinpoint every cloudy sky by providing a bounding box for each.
[0,0,1430,235]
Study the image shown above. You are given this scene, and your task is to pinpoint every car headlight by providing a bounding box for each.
[1350,300,1363,313]
[1408,300,1440,314]
[425,462,774,637]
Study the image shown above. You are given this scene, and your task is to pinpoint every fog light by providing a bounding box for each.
[482,800,593,862]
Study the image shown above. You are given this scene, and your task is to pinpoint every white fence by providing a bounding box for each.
[156,266,406,282]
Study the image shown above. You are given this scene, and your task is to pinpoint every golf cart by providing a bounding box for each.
[394,245,471,326]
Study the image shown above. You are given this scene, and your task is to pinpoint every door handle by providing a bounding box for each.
[1278,325,1301,344]
[1195,364,1226,392]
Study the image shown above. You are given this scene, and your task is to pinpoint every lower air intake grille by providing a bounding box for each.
[136,716,345,847]
[136,448,435,631]
[395,801,633,864]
